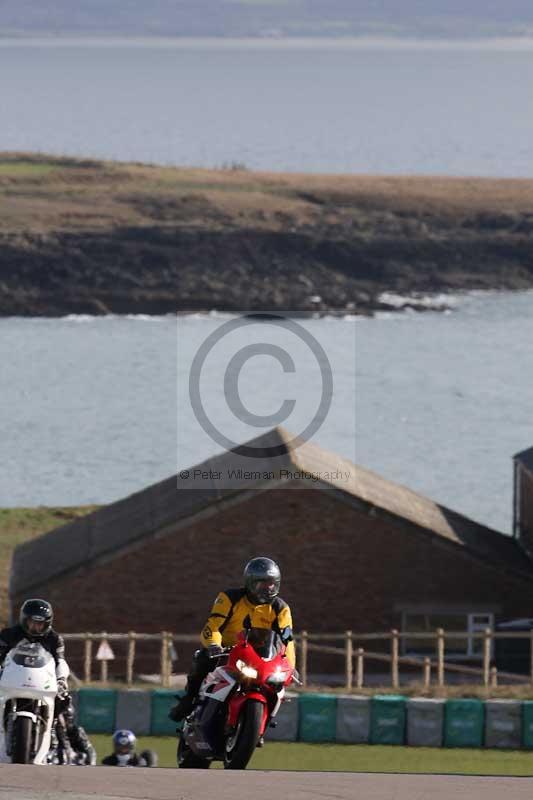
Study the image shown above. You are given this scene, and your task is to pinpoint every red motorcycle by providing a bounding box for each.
[177,623,296,770]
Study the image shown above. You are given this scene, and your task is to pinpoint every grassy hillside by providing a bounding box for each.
[2,152,533,317]
[0,506,97,625]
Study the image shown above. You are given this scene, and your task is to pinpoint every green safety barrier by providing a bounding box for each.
[444,699,484,748]
[522,700,533,748]
[150,688,184,735]
[74,688,533,750]
[298,693,337,742]
[116,688,153,735]
[370,695,406,745]
[77,688,117,733]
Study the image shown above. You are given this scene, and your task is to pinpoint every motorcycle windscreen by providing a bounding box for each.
[247,628,279,659]
[12,642,49,668]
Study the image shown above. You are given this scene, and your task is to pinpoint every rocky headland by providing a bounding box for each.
[1,153,533,317]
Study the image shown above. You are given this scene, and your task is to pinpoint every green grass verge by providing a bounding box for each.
[0,161,59,176]
[0,506,98,623]
[88,736,533,775]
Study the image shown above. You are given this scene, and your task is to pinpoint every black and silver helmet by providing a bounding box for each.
[113,729,136,755]
[243,557,281,604]
[20,598,53,639]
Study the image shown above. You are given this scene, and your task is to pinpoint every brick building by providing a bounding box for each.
[9,427,533,673]
[513,445,533,558]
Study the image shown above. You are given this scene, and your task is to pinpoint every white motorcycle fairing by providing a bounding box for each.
[199,666,237,704]
[0,640,58,764]
[200,665,286,719]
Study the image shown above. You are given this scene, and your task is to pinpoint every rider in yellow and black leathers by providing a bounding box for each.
[169,557,295,722]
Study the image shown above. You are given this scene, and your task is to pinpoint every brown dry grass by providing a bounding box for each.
[2,152,533,237]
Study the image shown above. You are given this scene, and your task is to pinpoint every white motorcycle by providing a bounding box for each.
[0,640,58,764]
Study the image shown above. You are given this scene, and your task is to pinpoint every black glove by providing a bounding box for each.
[57,677,69,699]
[207,644,224,658]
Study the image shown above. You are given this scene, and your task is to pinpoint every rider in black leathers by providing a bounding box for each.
[0,598,95,764]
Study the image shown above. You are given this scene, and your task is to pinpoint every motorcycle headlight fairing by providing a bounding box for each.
[267,669,289,686]
[236,659,258,680]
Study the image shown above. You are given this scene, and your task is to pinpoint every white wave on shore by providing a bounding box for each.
[377,291,461,309]
[61,313,171,322]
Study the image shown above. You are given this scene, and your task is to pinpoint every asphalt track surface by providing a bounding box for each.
[1,766,533,800]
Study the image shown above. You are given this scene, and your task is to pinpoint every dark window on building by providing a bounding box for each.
[402,612,493,658]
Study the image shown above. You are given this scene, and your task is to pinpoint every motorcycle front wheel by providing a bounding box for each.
[176,734,210,769]
[13,716,33,764]
[223,699,264,770]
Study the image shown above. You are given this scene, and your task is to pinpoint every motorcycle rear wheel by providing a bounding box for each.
[13,716,33,764]
[177,734,210,769]
[223,699,264,770]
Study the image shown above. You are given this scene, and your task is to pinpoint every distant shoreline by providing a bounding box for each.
[1,153,533,318]
[2,35,533,50]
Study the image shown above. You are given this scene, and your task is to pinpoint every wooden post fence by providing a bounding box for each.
[391,629,399,689]
[160,631,171,687]
[530,630,533,684]
[126,631,136,688]
[423,657,431,689]
[436,628,445,687]
[84,634,92,684]
[62,628,533,689]
[300,631,308,688]
[483,628,492,687]
[165,632,173,687]
[100,639,108,684]
[345,630,353,691]
[356,648,364,689]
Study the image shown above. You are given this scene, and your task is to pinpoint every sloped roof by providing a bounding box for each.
[10,427,533,600]
[353,461,531,575]
[514,446,533,475]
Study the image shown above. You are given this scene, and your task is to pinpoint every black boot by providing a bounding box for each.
[168,692,195,722]
[67,724,96,765]
[170,654,208,722]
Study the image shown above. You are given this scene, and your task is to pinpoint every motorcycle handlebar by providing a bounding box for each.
[208,647,232,658]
